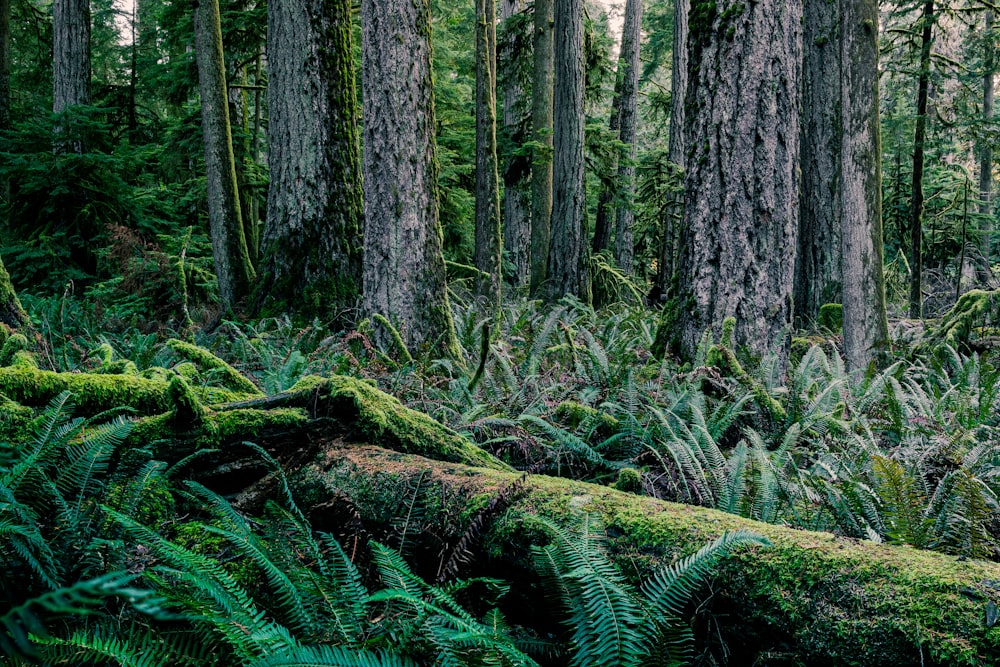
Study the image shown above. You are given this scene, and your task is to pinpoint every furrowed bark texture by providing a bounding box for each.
[840,0,888,371]
[0,0,9,132]
[981,10,994,259]
[259,0,362,322]
[796,0,841,322]
[529,0,554,295]
[361,0,459,360]
[909,0,933,319]
[677,0,801,360]
[500,0,531,289]
[303,446,1000,667]
[656,0,688,297]
[474,0,502,312]
[546,0,589,302]
[612,0,642,275]
[194,0,255,312]
[52,0,90,114]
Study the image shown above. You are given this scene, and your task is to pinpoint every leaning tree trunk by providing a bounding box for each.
[52,0,90,114]
[980,10,994,261]
[499,0,531,289]
[612,0,642,276]
[655,0,688,299]
[529,0,554,295]
[258,0,363,323]
[0,255,28,334]
[795,0,841,323]
[474,0,502,315]
[675,0,801,361]
[194,0,255,313]
[909,0,933,319]
[545,0,589,302]
[361,0,460,360]
[840,0,889,371]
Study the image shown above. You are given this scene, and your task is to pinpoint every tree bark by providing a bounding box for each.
[612,0,642,276]
[52,0,90,114]
[0,256,28,334]
[545,0,589,302]
[795,0,841,323]
[591,75,622,256]
[675,0,801,361]
[981,10,994,261]
[194,0,255,313]
[909,0,933,319]
[258,0,363,323]
[475,0,502,314]
[361,0,460,360]
[529,0,554,295]
[655,0,688,299]
[0,0,9,134]
[840,0,889,371]
[500,0,531,289]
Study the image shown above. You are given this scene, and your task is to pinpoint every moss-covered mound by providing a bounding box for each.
[300,445,1000,667]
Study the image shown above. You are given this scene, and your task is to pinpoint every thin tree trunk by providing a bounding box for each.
[675,0,801,361]
[258,0,363,323]
[981,10,994,261]
[655,0,688,300]
[361,0,460,360]
[475,0,502,314]
[592,75,622,256]
[194,0,255,312]
[612,0,642,276]
[500,0,531,289]
[909,0,933,319]
[1,0,9,200]
[529,0,554,295]
[795,0,841,322]
[840,0,888,371]
[546,0,589,302]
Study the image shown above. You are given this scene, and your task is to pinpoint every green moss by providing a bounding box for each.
[0,333,29,366]
[614,467,643,493]
[818,303,844,332]
[554,401,620,441]
[929,289,1000,349]
[0,394,34,442]
[323,375,508,470]
[0,366,172,415]
[168,374,205,425]
[166,339,262,396]
[311,447,1000,666]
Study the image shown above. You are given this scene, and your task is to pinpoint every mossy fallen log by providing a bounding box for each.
[296,445,1000,667]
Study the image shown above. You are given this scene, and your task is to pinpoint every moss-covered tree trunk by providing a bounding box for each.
[546,0,589,303]
[361,0,460,360]
[194,0,255,313]
[0,257,27,334]
[674,0,801,361]
[840,0,888,371]
[257,0,362,322]
[474,0,502,315]
[529,0,554,296]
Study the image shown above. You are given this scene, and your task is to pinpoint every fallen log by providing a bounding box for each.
[296,445,1000,667]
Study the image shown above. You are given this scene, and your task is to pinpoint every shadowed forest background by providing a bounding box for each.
[2,0,1000,665]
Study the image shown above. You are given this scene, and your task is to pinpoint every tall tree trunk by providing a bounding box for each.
[529,0,554,295]
[675,0,801,361]
[655,0,688,300]
[0,0,10,134]
[361,0,460,360]
[796,0,841,322]
[475,0,502,314]
[981,10,994,261]
[546,0,589,302]
[52,0,90,114]
[500,0,531,289]
[258,0,363,323]
[909,0,933,319]
[194,0,255,312]
[840,0,888,371]
[612,0,641,276]
[591,74,622,256]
